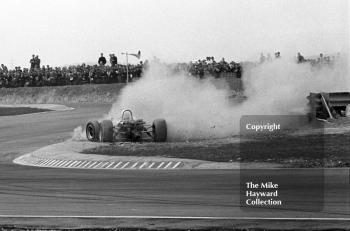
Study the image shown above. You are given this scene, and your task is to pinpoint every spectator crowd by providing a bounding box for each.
[0,52,340,88]
[182,57,242,78]
[0,54,143,88]
[259,51,339,67]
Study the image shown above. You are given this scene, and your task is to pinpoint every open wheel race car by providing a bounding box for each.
[86,109,167,142]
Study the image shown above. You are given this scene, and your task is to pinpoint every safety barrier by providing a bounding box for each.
[308,92,350,120]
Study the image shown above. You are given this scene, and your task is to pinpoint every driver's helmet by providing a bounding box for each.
[122,110,132,121]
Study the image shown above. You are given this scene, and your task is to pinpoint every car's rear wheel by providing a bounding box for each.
[86,120,100,142]
[153,119,167,142]
[100,120,114,142]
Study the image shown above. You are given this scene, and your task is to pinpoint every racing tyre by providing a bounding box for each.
[153,119,167,142]
[100,120,114,142]
[86,120,100,142]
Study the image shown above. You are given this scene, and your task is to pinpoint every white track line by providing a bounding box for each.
[121,162,130,169]
[84,161,92,168]
[44,159,55,165]
[60,160,72,167]
[50,160,64,167]
[100,162,110,168]
[93,162,104,169]
[87,161,98,168]
[49,160,63,167]
[148,162,155,169]
[37,159,48,165]
[105,162,115,168]
[71,161,82,168]
[164,162,173,169]
[47,159,60,166]
[98,162,108,168]
[81,161,91,168]
[29,159,184,170]
[36,159,47,166]
[57,160,69,167]
[76,161,88,168]
[99,162,108,168]
[89,161,101,168]
[46,160,59,167]
[172,162,182,169]
[112,162,122,169]
[130,162,138,169]
[42,159,54,166]
[73,161,84,167]
[67,161,79,168]
[157,162,165,169]
[63,160,74,167]
[34,159,44,164]
[139,162,148,169]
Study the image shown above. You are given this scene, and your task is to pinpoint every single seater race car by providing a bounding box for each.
[86,109,167,142]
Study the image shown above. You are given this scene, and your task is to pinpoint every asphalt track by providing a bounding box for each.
[0,104,349,229]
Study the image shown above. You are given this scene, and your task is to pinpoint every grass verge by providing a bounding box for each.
[82,133,350,168]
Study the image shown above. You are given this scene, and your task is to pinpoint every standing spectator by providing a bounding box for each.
[275,51,281,59]
[98,53,107,66]
[34,55,41,69]
[1,64,7,72]
[319,53,324,61]
[235,63,242,78]
[30,55,36,70]
[110,54,118,66]
[297,52,305,63]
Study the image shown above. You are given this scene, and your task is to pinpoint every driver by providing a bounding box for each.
[122,110,133,121]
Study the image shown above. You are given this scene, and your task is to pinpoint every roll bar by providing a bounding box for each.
[121,109,133,120]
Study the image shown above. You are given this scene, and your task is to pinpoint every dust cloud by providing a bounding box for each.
[107,62,235,140]
[106,56,349,141]
[72,126,87,141]
[242,55,349,115]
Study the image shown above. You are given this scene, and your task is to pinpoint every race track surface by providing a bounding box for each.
[0,104,349,228]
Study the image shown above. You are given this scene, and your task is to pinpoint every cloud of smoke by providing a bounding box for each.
[106,55,349,141]
[71,126,87,141]
[107,62,236,140]
[242,55,349,115]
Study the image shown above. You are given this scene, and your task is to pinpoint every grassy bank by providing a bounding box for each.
[0,83,126,104]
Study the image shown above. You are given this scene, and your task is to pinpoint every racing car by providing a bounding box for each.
[86,109,167,142]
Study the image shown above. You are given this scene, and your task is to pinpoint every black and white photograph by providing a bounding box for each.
[0,0,349,230]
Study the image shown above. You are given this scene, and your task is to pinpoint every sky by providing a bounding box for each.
[0,0,349,68]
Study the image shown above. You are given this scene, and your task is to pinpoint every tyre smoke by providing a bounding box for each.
[72,125,87,141]
[107,56,349,141]
[107,62,236,140]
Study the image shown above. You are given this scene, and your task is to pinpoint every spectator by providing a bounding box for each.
[275,51,281,59]
[297,52,305,63]
[35,55,41,69]
[30,55,36,70]
[2,52,336,89]
[98,53,107,66]
[110,54,118,66]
